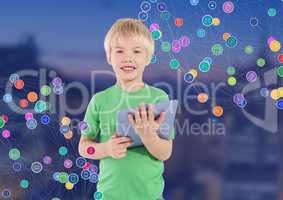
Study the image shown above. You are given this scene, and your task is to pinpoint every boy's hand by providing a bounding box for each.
[105,134,132,159]
[128,102,166,138]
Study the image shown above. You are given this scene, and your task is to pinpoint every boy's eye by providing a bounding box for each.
[134,50,141,53]
[116,50,123,53]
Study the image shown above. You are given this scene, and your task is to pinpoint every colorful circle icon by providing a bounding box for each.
[184,73,194,83]
[169,58,180,70]
[223,1,234,13]
[211,44,224,56]
[140,1,151,12]
[199,61,211,72]
[197,28,206,38]
[213,106,223,117]
[246,71,257,82]
[202,15,213,27]
[277,66,283,77]
[208,1,217,9]
[31,161,43,173]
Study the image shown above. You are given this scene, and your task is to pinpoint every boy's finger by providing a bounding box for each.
[115,137,132,144]
[128,114,134,125]
[148,104,154,122]
[134,109,142,124]
[156,111,166,125]
[140,102,147,121]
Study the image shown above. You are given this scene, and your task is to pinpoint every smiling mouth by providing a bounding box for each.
[120,66,136,72]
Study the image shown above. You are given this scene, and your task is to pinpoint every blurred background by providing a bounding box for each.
[0,0,283,199]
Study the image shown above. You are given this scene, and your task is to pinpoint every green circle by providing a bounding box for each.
[277,66,283,77]
[257,58,266,67]
[51,198,61,200]
[226,36,237,48]
[268,8,276,17]
[20,179,29,189]
[169,59,180,70]
[199,61,210,72]
[161,42,171,52]
[227,77,237,86]
[0,117,4,128]
[9,148,21,161]
[244,45,254,54]
[151,30,161,40]
[227,66,236,75]
[40,85,51,96]
[211,44,224,56]
[58,172,68,184]
[160,11,171,20]
[59,146,68,156]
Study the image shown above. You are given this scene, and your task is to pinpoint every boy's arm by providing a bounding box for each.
[78,135,109,160]
[139,133,173,161]
[78,134,133,160]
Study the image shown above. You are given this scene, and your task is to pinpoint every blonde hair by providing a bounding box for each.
[104,18,154,63]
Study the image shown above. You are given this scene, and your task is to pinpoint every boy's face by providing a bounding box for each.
[108,35,150,84]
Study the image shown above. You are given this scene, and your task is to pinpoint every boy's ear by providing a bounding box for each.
[106,48,112,65]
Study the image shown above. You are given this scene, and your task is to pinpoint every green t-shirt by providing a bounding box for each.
[82,83,175,200]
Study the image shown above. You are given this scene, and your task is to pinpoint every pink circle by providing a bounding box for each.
[83,162,91,170]
[87,146,95,155]
[2,115,8,123]
[25,112,33,120]
[42,155,52,165]
[2,130,10,138]
[64,159,73,169]
[267,36,276,45]
[179,36,190,47]
[150,23,160,32]
[223,1,234,13]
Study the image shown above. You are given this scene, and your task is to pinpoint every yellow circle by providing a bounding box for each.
[212,18,220,26]
[65,182,74,190]
[188,69,198,78]
[278,87,283,97]
[223,32,231,41]
[270,89,280,100]
[269,40,281,52]
[61,117,71,126]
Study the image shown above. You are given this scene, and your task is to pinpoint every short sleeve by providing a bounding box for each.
[155,91,176,140]
[81,95,100,139]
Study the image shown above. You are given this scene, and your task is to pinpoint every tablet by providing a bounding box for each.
[116,100,178,148]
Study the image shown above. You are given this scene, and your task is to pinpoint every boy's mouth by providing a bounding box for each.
[120,66,136,72]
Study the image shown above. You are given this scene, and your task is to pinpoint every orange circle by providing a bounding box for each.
[64,131,73,140]
[27,91,38,103]
[19,99,28,108]
[213,106,223,117]
[197,93,208,103]
[223,32,231,41]
[14,79,24,90]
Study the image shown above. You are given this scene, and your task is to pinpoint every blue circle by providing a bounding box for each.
[202,15,213,27]
[76,157,86,168]
[3,94,12,103]
[26,118,37,130]
[41,115,50,125]
[184,73,194,83]
[237,99,247,108]
[197,28,206,38]
[226,36,237,48]
[250,17,258,26]
[190,0,199,6]
[138,11,148,21]
[203,57,212,65]
[13,162,22,172]
[68,173,79,184]
[9,74,19,83]
[208,1,217,9]
[2,189,11,198]
[53,85,64,95]
[157,2,166,11]
[60,125,70,134]
[140,1,151,12]
[260,88,269,97]
[53,172,60,181]
[276,100,283,109]
[89,173,99,183]
[81,170,91,180]
[149,0,157,2]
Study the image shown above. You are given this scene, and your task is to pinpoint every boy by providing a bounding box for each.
[78,18,175,200]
